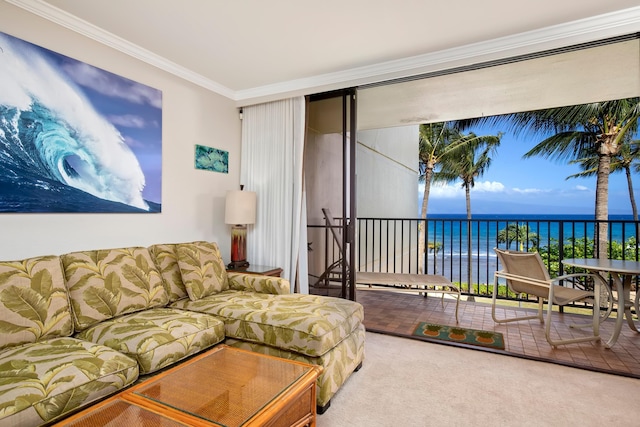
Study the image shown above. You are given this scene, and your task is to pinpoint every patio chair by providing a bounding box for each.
[493,248,613,347]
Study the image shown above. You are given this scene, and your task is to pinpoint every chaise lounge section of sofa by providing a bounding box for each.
[153,241,365,412]
[149,242,365,413]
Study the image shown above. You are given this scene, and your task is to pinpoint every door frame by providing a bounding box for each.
[308,88,357,300]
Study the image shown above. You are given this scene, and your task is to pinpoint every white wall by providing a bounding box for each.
[304,130,344,225]
[303,123,419,276]
[0,3,241,261]
[357,126,418,218]
[356,126,419,272]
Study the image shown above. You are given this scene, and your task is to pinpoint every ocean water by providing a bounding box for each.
[421,213,637,286]
[425,213,635,256]
[0,103,158,213]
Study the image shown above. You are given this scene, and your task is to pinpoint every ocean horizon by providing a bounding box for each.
[425,213,634,220]
[418,213,638,286]
[424,213,636,254]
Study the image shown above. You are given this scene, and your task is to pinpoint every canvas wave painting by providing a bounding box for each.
[0,31,162,213]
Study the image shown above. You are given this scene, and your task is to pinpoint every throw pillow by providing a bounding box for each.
[177,242,228,300]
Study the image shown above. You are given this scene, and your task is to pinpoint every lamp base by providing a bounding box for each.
[227,260,250,269]
[229,224,249,270]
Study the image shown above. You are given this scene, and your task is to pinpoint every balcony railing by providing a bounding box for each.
[308,216,640,304]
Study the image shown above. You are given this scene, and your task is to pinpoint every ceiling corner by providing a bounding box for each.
[6,0,238,100]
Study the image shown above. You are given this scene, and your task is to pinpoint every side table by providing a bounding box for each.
[227,264,283,277]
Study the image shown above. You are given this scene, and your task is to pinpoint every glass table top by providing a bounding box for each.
[131,346,310,427]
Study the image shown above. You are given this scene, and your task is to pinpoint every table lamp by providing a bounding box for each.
[225,186,257,269]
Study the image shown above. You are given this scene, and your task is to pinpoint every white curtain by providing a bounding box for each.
[240,97,309,293]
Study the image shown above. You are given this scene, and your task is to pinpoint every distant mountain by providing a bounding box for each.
[418,196,631,216]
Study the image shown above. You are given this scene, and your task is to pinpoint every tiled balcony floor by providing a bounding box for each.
[323,286,640,379]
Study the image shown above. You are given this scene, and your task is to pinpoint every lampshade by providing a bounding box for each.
[225,190,256,225]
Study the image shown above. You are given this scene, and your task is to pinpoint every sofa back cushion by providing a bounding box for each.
[176,242,229,300]
[0,255,73,349]
[62,247,168,332]
[148,243,189,302]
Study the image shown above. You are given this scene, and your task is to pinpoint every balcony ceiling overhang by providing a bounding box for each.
[7,0,640,106]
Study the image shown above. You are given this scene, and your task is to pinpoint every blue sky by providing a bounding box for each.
[421,123,639,216]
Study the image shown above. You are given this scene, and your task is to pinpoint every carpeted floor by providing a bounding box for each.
[318,331,640,426]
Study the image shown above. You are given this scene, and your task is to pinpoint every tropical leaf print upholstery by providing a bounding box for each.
[148,243,189,302]
[176,242,229,300]
[74,308,224,374]
[0,337,138,427]
[225,323,365,409]
[149,244,188,302]
[0,255,73,349]
[61,247,169,331]
[149,242,290,299]
[200,241,229,286]
[172,291,364,357]
[227,272,290,295]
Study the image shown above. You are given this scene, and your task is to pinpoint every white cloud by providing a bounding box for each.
[575,185,590,191]
[62,62,162,108]
[512,187,546,194]
[426,180,506,198]
[429,182,463,198]
[471,181,505,193]
[109,114,146,129]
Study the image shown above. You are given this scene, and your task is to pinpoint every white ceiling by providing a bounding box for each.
[10,0,640,104]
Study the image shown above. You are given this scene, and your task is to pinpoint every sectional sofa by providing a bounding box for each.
[0,241,365,426]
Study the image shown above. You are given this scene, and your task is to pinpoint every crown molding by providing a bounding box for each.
[8,0,640,104]
[235,6,640,104]
[6,0,236,99]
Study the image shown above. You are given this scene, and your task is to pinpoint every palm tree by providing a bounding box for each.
[459,97,640,259]
[434,132,501,288]
[418,123,474,273]
[428,241,442,273]
[434,133,501,220]
[497,223,540,250]
[567,140,640,221]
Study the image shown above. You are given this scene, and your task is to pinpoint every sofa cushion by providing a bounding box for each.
[74,308,225,374]
[148,241,289,300]
[148,243,189,302]
[0,337,138,426]
[227,272,291,295]
[62,247,169,332]
[0,255,73,349]
[176,242,229,300]
[172,291,364,357]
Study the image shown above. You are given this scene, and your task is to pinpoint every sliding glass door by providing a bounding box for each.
[305,89,357,300]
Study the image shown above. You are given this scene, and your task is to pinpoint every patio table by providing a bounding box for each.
[562,258,640,348]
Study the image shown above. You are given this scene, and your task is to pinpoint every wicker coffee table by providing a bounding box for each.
[55,345,321,427]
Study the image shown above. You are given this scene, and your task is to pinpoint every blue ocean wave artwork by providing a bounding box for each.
[0,31,162,213]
